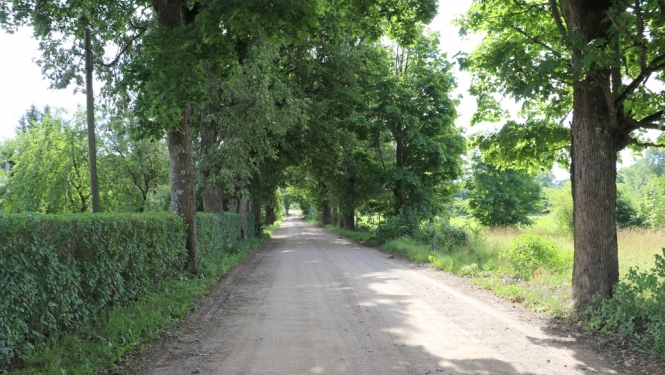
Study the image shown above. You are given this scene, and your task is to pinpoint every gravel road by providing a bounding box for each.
[128,213,627,375]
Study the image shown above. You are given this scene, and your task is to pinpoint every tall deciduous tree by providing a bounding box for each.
[0,0,436,271]
[1,110,91,213]
[3,0,438,272]
[372,33,465,220]
[467,159,542,227]
[459,0,665,312]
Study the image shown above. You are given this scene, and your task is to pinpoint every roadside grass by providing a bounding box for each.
[316,214,664,318]
[9,230,275,375]
[313,220,380,246]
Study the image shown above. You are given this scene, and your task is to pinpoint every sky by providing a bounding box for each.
[0,0,577,178]
[0,1,480,136]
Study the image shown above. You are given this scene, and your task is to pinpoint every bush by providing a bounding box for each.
[376,208,422,241]
[500,233,572,280]
[466,161,542,227]
[0,211,255,371]
[545,183,574,234]
[587,248,665,357]
[0,213,186,369]
[414,221,468,252]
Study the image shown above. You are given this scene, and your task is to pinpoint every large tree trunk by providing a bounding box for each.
[322,198,332,224]
[200,64,224,222]
[240,197,249,240]
[561,0,619,312]
[342,212,354,231]
[570,81,619,312]
[393,134,405,215]
[167,107,198,273]
[228,196,239,213]
[202,181,224,219]
[265,205,275,225]
[152,0,199,273]
[331,203,338,227]
[251,200,262,230]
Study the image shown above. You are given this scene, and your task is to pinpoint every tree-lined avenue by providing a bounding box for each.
[129,213,620,375]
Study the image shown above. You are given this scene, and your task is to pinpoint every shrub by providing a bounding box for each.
[414,221,468,252]
[0,211,254,371]
[0,213,186,369]
[466,161,542,227]
[500,233,572,279]
[545,183,574,234]
[376,207,423,241]
[587,248,665,357]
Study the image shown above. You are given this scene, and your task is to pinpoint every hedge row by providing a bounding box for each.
[0,211,254,370]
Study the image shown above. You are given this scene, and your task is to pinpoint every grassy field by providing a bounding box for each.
[452,215,665,276]
[325,214,665,317]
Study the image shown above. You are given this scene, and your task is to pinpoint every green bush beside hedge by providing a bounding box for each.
[0,211,255,371]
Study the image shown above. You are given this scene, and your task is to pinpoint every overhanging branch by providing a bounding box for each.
[549,0,568,44]
[99,28,148,67]
[623,110,665,132]
[627,137,665,149]
[615,54,665,107]
[510,25,560,55]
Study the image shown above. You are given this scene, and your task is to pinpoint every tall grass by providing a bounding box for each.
[456,215,664,276]
[317,215,664,318]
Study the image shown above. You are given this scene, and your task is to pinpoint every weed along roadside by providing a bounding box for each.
[309,215,665,362]
[1,212,280,374]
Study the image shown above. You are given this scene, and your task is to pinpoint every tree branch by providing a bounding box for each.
[99,28,148,67]
[548,0,568,43]
[627,137,665,149]
[510,25,560,55]
[614,54,665,107]
[623,110,665,132]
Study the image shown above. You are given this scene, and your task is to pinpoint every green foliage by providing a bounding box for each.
[545,182,643,231]
[0,211,255,371]
[14,228,266,375]
[467,160,542,227]
[376,206,424,240]
[500,233,572,280]
[638,174,665,228]
[0,107,170,214]
[1,109,92,213]
[616,191,642,228]
[383,237,432,263]
[414,220,469,252]
[0,213,185,370]
[545,182,574,234]
[473,120,570,173]
[587,249,665,357]
[372,33,466,218]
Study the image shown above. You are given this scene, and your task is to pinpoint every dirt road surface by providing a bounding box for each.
[128,213,628,375]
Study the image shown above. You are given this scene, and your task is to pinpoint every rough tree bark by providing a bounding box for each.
[152,0,199,273]
[265,205,276,225]
[166,107,198,273]
[332,204,339,227]
[228,195,239,213]
[251,200,262,230]
[240,197,249,240]
[322,198,332,224]
[342,212,355,231]
[560,0,620,312]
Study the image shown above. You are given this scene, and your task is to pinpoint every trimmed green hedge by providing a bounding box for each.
[0,211,256,371]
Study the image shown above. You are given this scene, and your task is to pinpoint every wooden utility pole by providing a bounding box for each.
[85,28,100,213]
